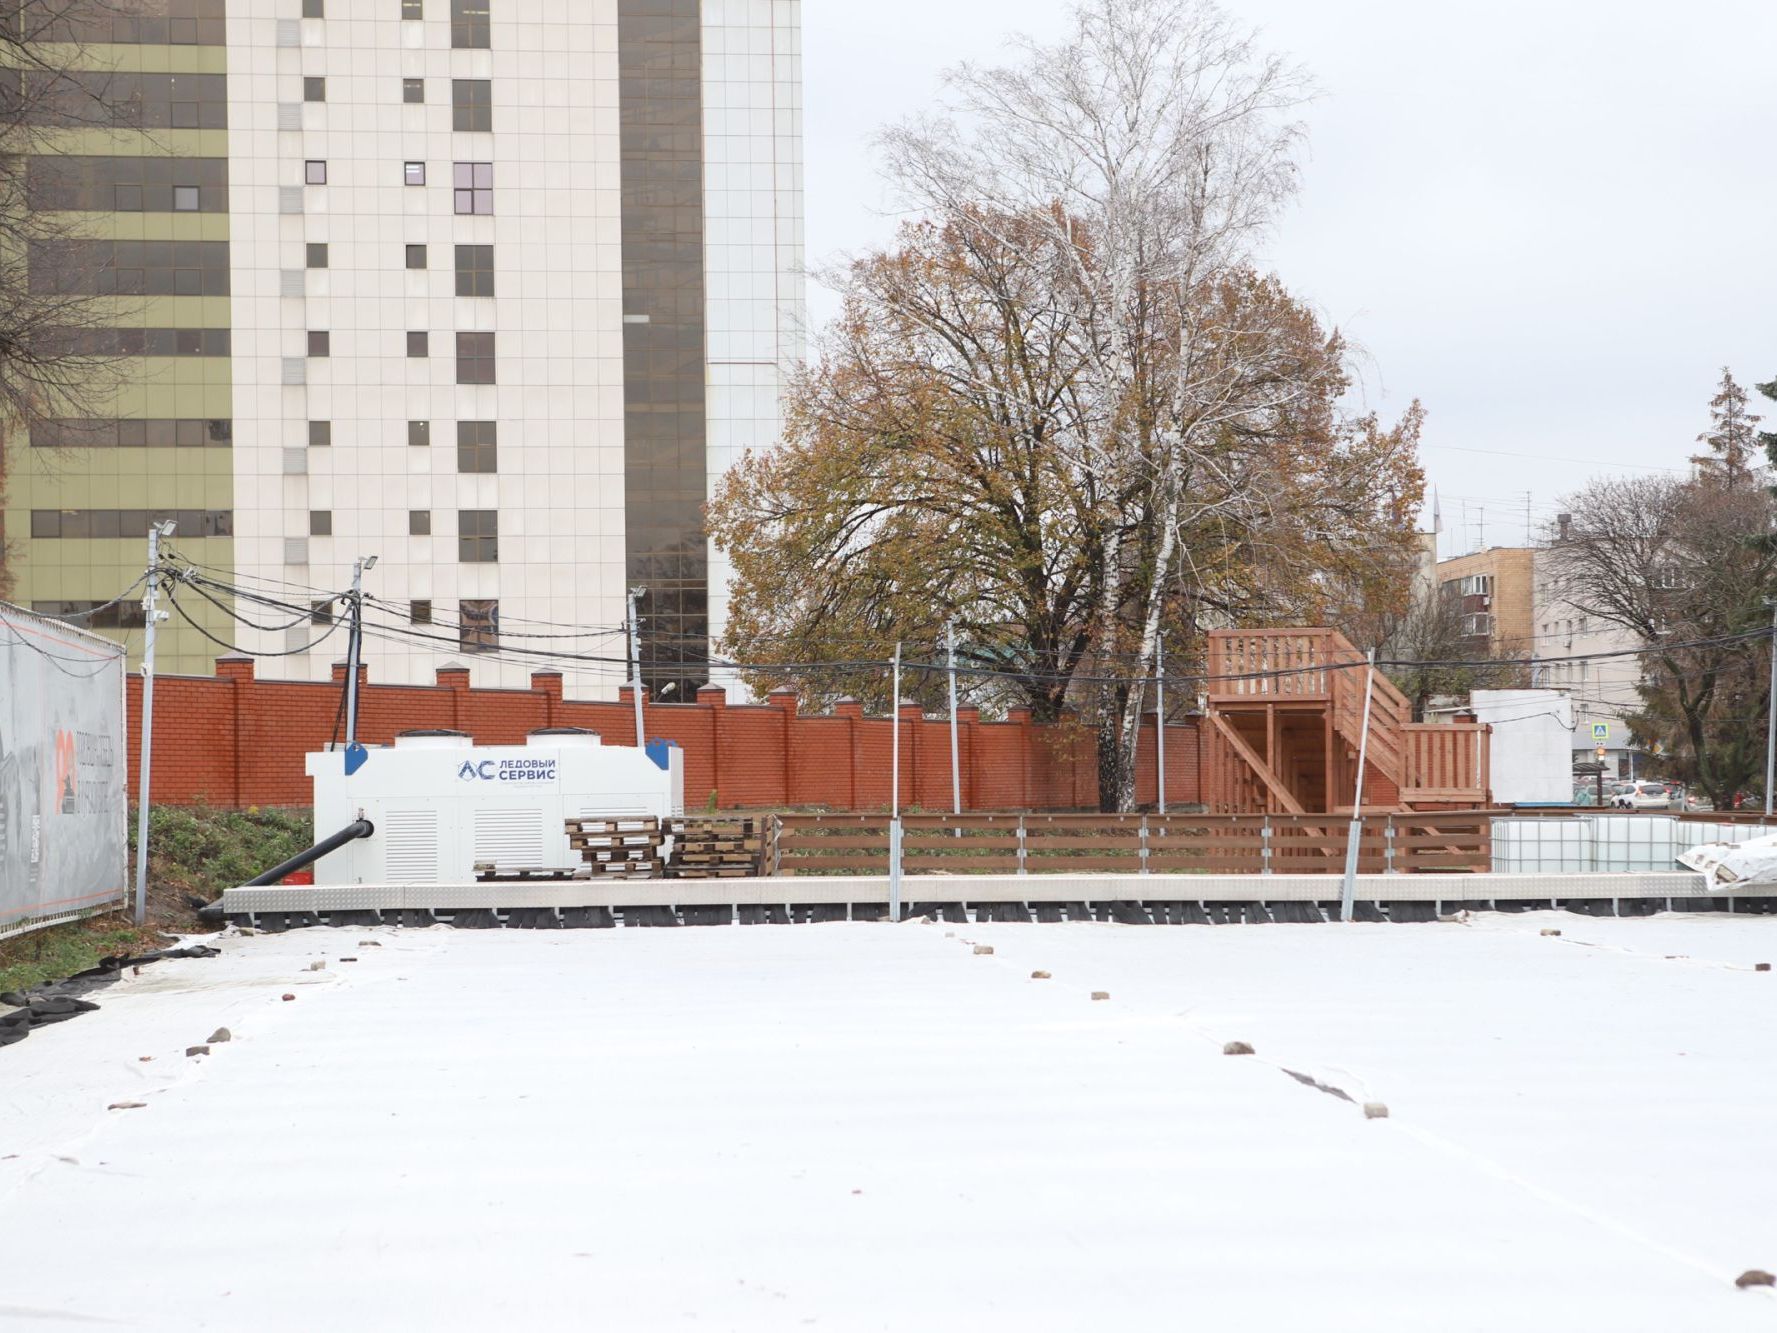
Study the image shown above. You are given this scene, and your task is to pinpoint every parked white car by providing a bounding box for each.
[1613,781,1675,810]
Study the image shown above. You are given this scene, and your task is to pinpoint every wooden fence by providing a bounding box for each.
[762,811,1493,877]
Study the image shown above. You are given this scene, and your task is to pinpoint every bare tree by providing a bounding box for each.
[1542,472,1777,806]
[861,0,1426,809]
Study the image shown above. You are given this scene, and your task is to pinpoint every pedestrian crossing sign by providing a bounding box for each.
[1591,723,1610,743]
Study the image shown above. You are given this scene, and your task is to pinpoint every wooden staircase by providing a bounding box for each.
[1204,629,1490,815]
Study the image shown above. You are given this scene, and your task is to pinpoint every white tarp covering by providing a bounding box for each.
[0,600,127,939]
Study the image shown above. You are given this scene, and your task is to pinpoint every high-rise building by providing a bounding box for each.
[4,0,805,698]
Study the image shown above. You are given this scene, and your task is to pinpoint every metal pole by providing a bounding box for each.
[1765,599,1777,819]
[890,642,902,923]
[344,557,364,748]
[1156,634,1167,815]
[1339,649,1379,923]
[947,621,961,816]
[132,525,166,927]
[627,588,645,749]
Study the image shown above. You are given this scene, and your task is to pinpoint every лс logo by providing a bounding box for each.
[457,760,497,781]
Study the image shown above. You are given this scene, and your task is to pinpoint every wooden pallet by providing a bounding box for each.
[567,816,661,835]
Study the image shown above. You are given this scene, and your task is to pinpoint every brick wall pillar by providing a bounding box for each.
[956,705,980,810]
[530,670,562,726]
[767,687,798,805]
[215,653,253,806]
[696,684,726,804]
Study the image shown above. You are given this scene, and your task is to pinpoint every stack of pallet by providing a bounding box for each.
[665,816,763,878]
[565,816,665,879]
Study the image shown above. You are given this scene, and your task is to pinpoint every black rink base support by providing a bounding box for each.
[979,902,1031,924]
[622,906,680,928]
[447,909,502,929]
[560,906,616,929]
[681,905,732,927]
[505,908,562,929]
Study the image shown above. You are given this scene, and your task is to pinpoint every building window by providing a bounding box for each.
[305,159,327,185]
[409,510,432,536]
[403,77,424,104]
[456,331,494,383]
[1461,612,1494,638]
[407,331,429,358]
[454,243,493,297]
[309,420,331,446]
[405,243,427,270]
[410,599,433,625]
[303,76,325,102]
[302,0,324,15]
[451,78,492,131]
[457,419,497,472]
[458,509,497,563]
[306,242,329,268]
[31,600,148,630]
[310,510,332,537]
[450,0,489,48]
[308,330,330,356]
[172,185,199,211]
[404,161,426,186]
[407,419,430,447]
[402,0,423,16]
[452,161,492,214]
[460,598,499,652]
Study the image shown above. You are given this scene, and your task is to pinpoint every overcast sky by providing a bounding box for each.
[803,0,1777,560]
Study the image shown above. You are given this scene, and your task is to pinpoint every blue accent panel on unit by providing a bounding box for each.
[644,738,678,772]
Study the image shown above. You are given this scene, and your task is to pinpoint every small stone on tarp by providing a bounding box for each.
[358,940,382,947]
[1364,1102,1390,1120]
[973,945,994,956]
[186,1044,210,1057]
[340,957,358,963]
[1031,970,1051,980]
[281,993,296,1002]
[108,1101,146,1111]
[307,960,326,971]
[1758,963,1771,973]
[208,1028,231,1044]
[1735,1270,1775,1289]
[1223,1040,1255,1056]
[1091,991,1110,1002]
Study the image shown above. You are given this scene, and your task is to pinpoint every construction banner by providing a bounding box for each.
[0,602,128,940]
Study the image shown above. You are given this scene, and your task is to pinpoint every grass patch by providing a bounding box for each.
[1,805,312,995]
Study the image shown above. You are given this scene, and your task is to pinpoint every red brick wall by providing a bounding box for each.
[126,655,1204,812]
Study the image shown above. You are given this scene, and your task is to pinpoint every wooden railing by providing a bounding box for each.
[1327,641,1411,789]
[765,811,1492,877]
[1207,630,1336,700]
[1402,723,1489,803]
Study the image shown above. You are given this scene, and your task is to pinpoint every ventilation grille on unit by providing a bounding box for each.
[473,808,544,871]
[383,809,440,883]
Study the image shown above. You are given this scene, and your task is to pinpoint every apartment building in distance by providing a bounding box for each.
[1531,542,1646,778]
[1432,547,1535,659]
[1434,545,1648,777]
[4,0,805,697]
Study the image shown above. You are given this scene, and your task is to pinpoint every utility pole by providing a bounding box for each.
[627,587,647,749]
[946,620,961,816]
[890,642,903,923]
[1155,634,1167,815]
[1765,598,1777,819]
[1339,649,1379,924]
[343,555,375,748]
[132,521,173,927]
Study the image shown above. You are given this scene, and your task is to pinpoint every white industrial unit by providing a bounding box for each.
[306,731,684,886]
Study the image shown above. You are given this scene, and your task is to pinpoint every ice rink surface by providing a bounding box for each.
[4,912,1777,1331]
